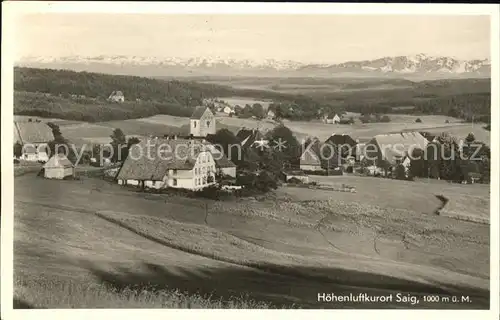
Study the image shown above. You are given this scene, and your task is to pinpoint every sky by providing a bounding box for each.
[14,14,491,63]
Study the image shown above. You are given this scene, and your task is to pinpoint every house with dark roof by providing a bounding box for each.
[190,106,216,137]
[116,137,235,190]
[366,132,429,173]
[324,134,357,151]
[43,154,74,179]
[14,121,54,162]
[323,133,358,171]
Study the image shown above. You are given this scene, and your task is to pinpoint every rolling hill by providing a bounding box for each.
[14,173,490,308]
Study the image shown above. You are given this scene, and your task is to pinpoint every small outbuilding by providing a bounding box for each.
[43,154,75,179]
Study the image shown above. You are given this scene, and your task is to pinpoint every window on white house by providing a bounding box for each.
[193,121,197,128]
[206,121,210,127]
[173,169,177,175]
[173,179,177,186]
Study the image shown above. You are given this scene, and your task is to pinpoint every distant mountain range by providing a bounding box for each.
[17,53,491,79]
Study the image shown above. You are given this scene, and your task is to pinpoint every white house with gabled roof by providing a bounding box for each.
[116,138,218,190]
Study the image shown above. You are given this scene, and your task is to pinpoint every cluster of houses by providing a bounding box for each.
[300,131,430,177]
[203,98,276,120]
[115,106,236,190]
[13,120,77,179]
[13,105,483,188]
[203,98,234,116]
[298,129,482,183]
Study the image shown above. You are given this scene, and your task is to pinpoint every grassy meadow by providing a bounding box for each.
[14,172,490,309]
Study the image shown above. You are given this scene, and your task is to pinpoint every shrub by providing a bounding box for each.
[195,185,221,200]
[255,171,278,192]
[380,115,391,123]
[415,118,422,123]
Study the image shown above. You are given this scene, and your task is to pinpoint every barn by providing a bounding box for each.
[203,142,237,178]
[43,154,74,179]
[300,138,324,172]
[366,132,429,173]
[14,121,54,162]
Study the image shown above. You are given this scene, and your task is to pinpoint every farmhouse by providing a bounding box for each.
[13,121,53,162]
[117,138,221,191]
[108,91,125,103]
[43,154,74,179]
[237,128,265,149]
[324,134,358,171]
[190,106,216,137]
[300,138,323,172]
[365,132,429,169]
[323,113,341,124]
[203,143,237,178]
[324,134,357,151]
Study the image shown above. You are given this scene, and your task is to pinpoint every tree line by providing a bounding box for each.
[15,67,491,124]
[407,132,490,184]
[15,67,332,122]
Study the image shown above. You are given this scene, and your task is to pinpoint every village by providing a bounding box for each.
[7,8,495,311]
[12,99,492,309]
[13,95,489,199]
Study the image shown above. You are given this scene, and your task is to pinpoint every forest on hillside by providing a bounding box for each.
[307,78,491,123]
[14,67,491,124]
[14,67,331,121]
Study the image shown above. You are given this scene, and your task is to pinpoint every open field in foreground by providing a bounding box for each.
[14,173,489,309]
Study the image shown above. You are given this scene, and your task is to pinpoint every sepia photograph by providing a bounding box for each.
[1,2,499,317]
